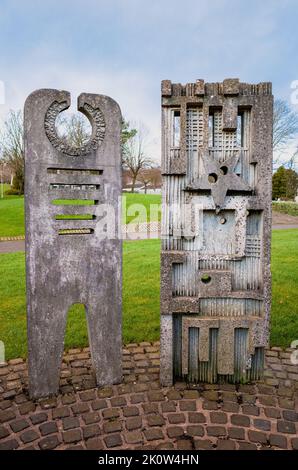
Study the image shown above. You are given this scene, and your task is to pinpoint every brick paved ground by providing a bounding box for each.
[0,343,297,451]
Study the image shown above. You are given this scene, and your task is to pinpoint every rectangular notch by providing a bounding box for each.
[49,183,100,190]
[172,109,180,147]
[55,214,96,220]
[208,108,245,148]
[51,199,99,205]
[47,168,103,175]
[58,228,94,235]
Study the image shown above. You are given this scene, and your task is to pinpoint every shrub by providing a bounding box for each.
[272,201,298,216]
[4,188,21,196]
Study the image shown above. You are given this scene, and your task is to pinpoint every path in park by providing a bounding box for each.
[0,240,25,253]
[0,222,298,254]
[272,211,298,225]
[273,224,298,230]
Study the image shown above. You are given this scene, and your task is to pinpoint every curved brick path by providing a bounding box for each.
[0,343,297,451]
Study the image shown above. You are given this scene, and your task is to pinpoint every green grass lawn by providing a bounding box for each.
[1,183,11,194]
[270,229,298,347]
[0,193,161,237]
[0,230,297,360]
[0,195,25,237]
[123,193,161,224]
[0,240,160,360]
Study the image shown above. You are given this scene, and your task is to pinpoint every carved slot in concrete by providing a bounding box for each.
[55,214,95,220]
[58,228,94,235]
[25,89,122,399]
[47,167,103,175]
[51,199,99,205]
[49,183,100,190]
[160,78,273,386]
[172,109,181,148]
[201,274,211,284]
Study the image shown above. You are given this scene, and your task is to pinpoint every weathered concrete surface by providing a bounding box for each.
[24,89,122,399]
[160,79,273,385]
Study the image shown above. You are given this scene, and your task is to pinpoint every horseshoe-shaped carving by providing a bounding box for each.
[44,99,106,156]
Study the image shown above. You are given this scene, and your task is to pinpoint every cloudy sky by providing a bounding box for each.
[0,0,298,162]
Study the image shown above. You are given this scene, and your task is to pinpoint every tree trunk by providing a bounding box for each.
[131,174,137,193]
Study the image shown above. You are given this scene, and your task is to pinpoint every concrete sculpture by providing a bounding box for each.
[24,89,122,398]
[160,79,273,385]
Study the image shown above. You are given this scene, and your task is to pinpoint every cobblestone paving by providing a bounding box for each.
[0,343,297,450]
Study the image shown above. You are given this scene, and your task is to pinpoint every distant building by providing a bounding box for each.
[122,167,162,194]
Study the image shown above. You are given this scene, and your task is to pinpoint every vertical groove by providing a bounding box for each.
[173,315,182,378]
[188,327,199,382]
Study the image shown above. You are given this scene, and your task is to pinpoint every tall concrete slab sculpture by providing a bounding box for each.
[160,79,273,385]
[24,89,122,398]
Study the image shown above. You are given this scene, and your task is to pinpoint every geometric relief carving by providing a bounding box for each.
[186,150,252,211]
[223,97,238,131]
[245,236,261,257]
[45,97,106,156]
[182,318,219,370]
[160,78,273,386]
[189,196,248,258]
[181,316,264,376]
[198,270,232,297]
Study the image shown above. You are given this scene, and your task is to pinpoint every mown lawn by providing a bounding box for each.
[0,240,160,360]
[0,193,161,237]
[1,183,11,194]
[123,193,161,224]
[270,229,298,347]
[0,230,297,360]
[0,195,25,237]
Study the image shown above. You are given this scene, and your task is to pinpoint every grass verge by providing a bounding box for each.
[0,231,297,359]
[0,193,161,237]
[0,240,160,359]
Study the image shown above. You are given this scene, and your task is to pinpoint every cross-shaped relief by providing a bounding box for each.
[186,150,252,212]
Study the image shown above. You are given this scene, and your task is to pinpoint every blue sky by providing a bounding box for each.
[0,0,297,161]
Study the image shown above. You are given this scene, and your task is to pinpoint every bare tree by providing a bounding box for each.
[0,110,24,194]
[57,114,136,150]
[273,99,298,150]
[286,149,298,170]
[138,168,153,194]
[0,110,136,195]
[122,124,153,192]
[147,166,162,189]
[138,166,162,193]
[0,110,91,195]
[56,112,91,148]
